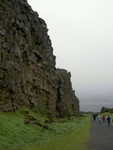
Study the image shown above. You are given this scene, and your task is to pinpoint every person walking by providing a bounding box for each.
[107,116,111,126]
[102,115,106,122]
[98,116,102,124]
[93,114,96,120]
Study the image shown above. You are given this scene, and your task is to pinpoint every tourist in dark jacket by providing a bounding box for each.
[93,114,96,120]
[107,116,111,126]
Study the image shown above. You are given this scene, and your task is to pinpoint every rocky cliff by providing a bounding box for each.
[56,69,79,117]
[0,0,79,117]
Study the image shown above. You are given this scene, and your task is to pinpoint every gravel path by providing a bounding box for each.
[89,118,113,150]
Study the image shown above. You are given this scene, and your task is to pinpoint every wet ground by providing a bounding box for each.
[89,118,113,150]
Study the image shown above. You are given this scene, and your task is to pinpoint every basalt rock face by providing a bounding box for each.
[0,0,79,116]
[56,69,79,117]
[0,0,56,114]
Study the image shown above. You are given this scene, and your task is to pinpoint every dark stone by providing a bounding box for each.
[43,125,49,130]
[0,0,79,117]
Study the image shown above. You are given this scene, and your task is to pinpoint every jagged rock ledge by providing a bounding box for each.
[0,0,79,117]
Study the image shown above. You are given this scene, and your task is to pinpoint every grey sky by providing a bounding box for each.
[27,0,113,107]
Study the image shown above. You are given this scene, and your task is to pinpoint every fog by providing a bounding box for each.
[27,0,113,111]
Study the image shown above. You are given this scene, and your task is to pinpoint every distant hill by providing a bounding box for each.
[101,107,113,113]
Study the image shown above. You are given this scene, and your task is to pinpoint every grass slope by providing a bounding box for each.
[0,108,91,150]
[33,117,90,150]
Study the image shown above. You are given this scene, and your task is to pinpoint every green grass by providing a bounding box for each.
[31,116,90,150]
[0,108,91,150]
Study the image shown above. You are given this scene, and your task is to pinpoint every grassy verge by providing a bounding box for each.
[31,116,91,150]
[99,112,113,118]
[0,108,91,150]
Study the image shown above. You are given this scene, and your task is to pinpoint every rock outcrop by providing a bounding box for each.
[56,69,79,117]
[0,0,79,117]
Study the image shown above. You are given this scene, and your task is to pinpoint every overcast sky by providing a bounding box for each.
[27,0,113,107]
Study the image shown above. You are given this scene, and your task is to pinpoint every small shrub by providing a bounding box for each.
[65,105,72,119]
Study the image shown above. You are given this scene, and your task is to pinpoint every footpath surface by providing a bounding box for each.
[89,118,113,150]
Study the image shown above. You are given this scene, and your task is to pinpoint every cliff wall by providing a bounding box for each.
[0,0,79,117]
[56,69,79,117]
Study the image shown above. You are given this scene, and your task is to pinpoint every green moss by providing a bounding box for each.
[0,50,8,64]
[65,104,73,118]
[33,100,48,115]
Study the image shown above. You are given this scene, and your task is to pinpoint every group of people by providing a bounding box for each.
[92,113,112,126]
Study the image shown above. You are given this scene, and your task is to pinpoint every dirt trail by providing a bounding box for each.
[89,118,113,150]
